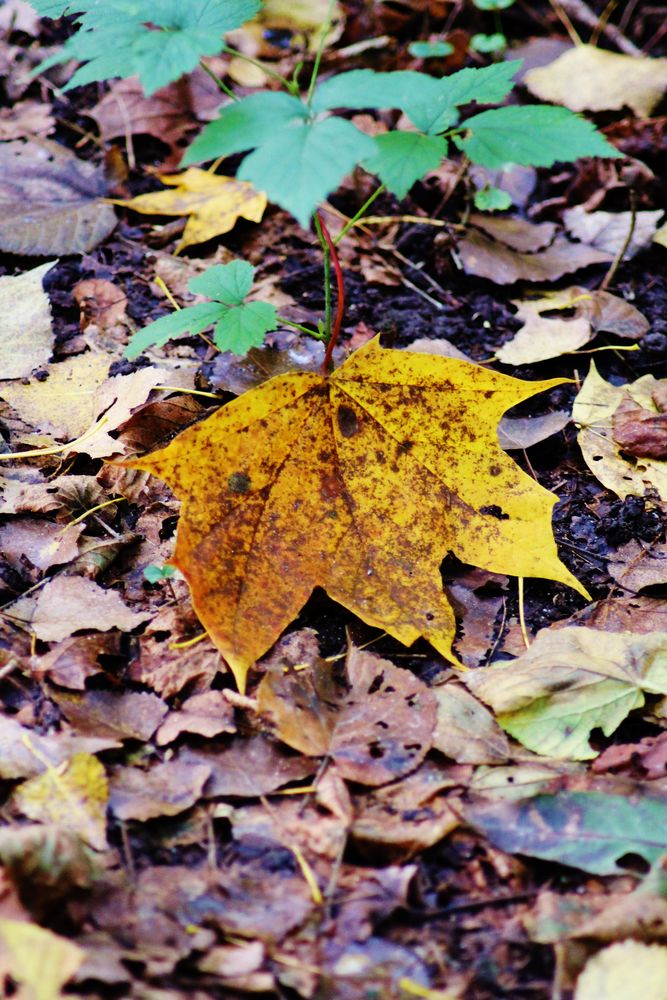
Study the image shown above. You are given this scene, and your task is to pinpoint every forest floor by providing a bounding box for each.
[1,1,667,998]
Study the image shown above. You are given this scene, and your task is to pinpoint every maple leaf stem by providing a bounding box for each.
[316,212,345,373]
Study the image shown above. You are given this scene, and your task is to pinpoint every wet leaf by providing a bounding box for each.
[524,45,667,118]
[575,941,667,1000]
[127,337,586,690]
[118,170,268,252]
[0,139,116,255]
[0,919,84,1000]
[12,752,109,851]
[467,627,667,759]
[573,363,667,500]
[0,262,55,379]
[466,789,667,874]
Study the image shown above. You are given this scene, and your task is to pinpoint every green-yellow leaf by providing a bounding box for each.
[466,627,667,759]
[125,337,587,691]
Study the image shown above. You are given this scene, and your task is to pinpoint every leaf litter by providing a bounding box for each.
[1,4,667,1000]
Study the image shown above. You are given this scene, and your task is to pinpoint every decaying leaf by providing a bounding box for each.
[258,646,437,785]
[12,752,109,851]
[497,411,570,450]
[575,941,667,1000]
[466,789,667,875]
[0,139,116,255]
[0,262,55,380]
[117,169,267,252]
[53,689,167,741]
[497,286,648,365]
[0,919,84,1000]
[8,576,151,642]
[466,627,667,759]
[524,45,667,118]
[127,337,586,690]
[573,363,667,500]
[613,386,667,459]
[607,539,667,592]
[178,733,315,798]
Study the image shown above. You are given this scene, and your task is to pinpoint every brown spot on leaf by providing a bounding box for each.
[337,405,360,438]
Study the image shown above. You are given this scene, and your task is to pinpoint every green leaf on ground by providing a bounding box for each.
[467,791,667,875]
[456,105,621,168]
[466,627,667,760]
[362,132,447,199]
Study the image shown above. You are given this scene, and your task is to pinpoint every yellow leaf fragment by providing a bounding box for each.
[128,338,586,691]
[0,262,55,380]
[525,44,667,117]
[0,919,84,1000]
[575,940,667,1000]
[12,751,109,851]
[116,168,267,252]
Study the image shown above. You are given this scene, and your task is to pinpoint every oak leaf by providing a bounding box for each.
[117,169,267,252]
[128,337,586,690]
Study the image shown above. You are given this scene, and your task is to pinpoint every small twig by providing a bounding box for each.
[556,0,642,54]
[599,189,637,291]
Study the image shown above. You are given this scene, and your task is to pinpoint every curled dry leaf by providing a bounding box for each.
[466,626,667,760]
[613,386,667,459]
[117,169,268,252]
[0,140,116,255]
[0,262,55,380]
[564,205,664,259]
[126,337,586,690]
[573,364,667,500]
[524,45,667,118]
[8,576,151,643]
[257,646,437,785]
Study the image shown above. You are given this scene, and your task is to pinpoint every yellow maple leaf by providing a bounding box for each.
[127,338,587,691]
[115,168,267,252]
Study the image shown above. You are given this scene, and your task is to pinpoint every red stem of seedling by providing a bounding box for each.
[318,212,345,374]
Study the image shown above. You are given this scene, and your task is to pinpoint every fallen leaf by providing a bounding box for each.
[89,69,222,159]
[0,517,83,572]
[433,682,510,763]
[607,539,667,592]
[117,169,267,252]
[53,689,167,741]
[130,605,222,697]
[351,760,464,858]
[0,717,118,781]
[0,355,192,457]
[0,825,100,898]
[466,789,667,875]
[497,411,570,450]
[0,98,54,139]
[155,691,236,746]
[127,337,586,690]
[497,286,648,365]
[258,646,437,785]
[467,214,557,253]
[592,731,667,780]
[0,0,40,34]
[613,392,667,459]
[108,760,211,821]
[569,594,667,634]
[8,576,151,642]
[73,279,128,331]
[564,205,664,259]
[573,363,667,500]
[654,222,667,249]
[0,139,116,255]
[466,627,667,759]
[33,633,120,690]
[0,919,84,1000]
[178,733,315,797]
[12,752,109,851]
[575,941,667,1000]
[0,262,55,380]
[458,229,611,284]
[524,45,667,118]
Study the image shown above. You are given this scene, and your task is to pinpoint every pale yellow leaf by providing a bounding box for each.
[0,262,55,380]
[575,940,667,1000]
[0,919,84,1000]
